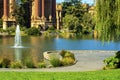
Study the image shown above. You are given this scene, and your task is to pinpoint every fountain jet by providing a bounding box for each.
[14,25,22,48]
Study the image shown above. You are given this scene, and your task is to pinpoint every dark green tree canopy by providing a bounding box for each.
[13,0,32,27]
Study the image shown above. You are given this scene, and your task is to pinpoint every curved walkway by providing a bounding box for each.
[0,50,116,72]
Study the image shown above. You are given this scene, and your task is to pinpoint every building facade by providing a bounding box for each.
[2,0,16,29]
[0,0,62,30]
[31,0,56,29]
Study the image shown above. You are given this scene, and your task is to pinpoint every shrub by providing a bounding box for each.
[61,57,75,66]
[38,61,46,68]
[10,61,23,69]
[115,51,120,58]
[0,58,11,68]
[7,27,16,33]
[64,52,75,60]
[24,58,36,68]
[103,56,119,69]
[47,26,55,31]
[25,27,40,35]
[60,50,66,57]
[49,54,61,67]
[60,50,75,60]
[103,51,120,70]
[0,59,2,68]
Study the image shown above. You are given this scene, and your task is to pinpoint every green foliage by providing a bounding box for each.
[0,58,11,68]
[63,15,82,33]
[38,61,46,68]
[61,57,75,66]
[6,26,16,34]
[47,26,55,31]
[0,19,3,27]
[60,50,75,66]
[12,0,32,27]
[62,0,85,34]
[25,27,40,35]
[10,61,23,69]
[96,0,120,41]
[62,0,84,20]
[60,50,75,60]
[103,56,119,69]
[0,70,120,80]
[82,13,95,34]
[60,50,66,57]
[103,51,120,69]
[23,58,35,68]
[115,51,120,58]
[49,54,61,67]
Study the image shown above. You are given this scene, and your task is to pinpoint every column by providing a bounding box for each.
[52,0,56,21]
[49,0,52,22]
[50,0,52,15]
[42,0,44,18]
[9,0,15,17]
[59,11,62,22]
[35,0,39,18]
[3,0,9,30]
[56,11,59,30]
[3,0,9,20]
[31,0,39,18]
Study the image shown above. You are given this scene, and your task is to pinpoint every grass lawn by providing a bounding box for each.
[0,69,120,80]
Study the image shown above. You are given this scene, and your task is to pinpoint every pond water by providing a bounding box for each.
[0,35,120,63]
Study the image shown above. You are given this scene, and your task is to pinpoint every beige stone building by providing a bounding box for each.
[0,0,62,30]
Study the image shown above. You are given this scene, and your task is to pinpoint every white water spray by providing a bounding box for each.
[14,25,22,47]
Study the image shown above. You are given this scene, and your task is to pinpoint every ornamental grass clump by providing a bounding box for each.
[38,61,46,68]
[61,57,75,66]
[49,54,61,67]
[10,61,23,69]
[60,50,76,66]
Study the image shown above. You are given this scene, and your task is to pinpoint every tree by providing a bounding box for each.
[95,0,120,41]
[82,13,95,33]
[63,14,82,33]
[12,0,32,27]
[62,0,84,20]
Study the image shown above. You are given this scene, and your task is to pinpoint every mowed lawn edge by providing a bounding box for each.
[0,69,120,80]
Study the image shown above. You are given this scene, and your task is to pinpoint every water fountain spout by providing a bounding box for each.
[14,25,22,48]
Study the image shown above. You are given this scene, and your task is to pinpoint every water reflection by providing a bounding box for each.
[14,48,22,61]
[0,35,120,63]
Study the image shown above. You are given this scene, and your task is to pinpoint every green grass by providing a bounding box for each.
[0,69,120,80]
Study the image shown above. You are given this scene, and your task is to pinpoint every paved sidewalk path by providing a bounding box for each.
[0,50,116,72]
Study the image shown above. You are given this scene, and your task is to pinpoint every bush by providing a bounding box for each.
[49,54,61,67]
[38,61,46,68]
[24,58,36,68]
[61,57,75,66]
[10,61,23,69]
[64,52,75,60]
[60,50,66,57]
[115,51,120,58]
[103,51,120,70]
[25,27,40,35]
[7,27,16,33]
[60,50,75,60]
[0,58,11,68]
[103,56,119,69]
[47,26,55,31]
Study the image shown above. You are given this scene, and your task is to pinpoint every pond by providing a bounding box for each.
[0,35,120,64]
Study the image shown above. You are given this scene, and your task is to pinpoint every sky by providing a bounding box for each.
[56,0,94,5]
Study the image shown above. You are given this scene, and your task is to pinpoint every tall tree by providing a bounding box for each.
[95,0,120,41]
[13,0,32,27]
[62,0,84,20]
